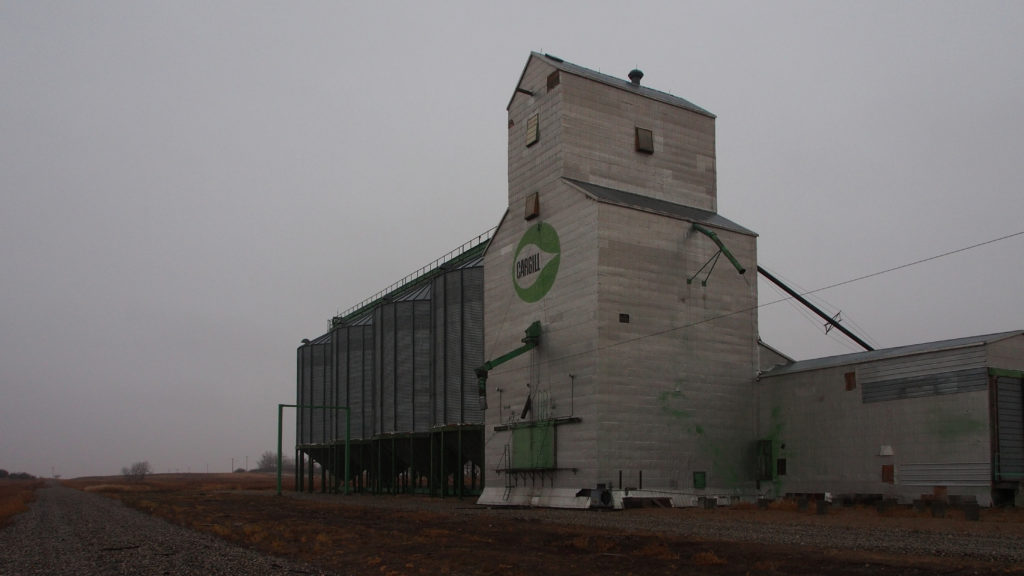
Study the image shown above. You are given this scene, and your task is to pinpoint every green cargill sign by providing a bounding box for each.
[513,222,560,303]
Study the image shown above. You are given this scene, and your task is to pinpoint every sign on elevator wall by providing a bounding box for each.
[513,222,561,303]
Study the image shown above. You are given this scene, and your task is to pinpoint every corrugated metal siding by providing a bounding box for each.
[432,276,447,425]
[996,376,1024,481]
[376,306,395,434]
[430,267,485,426]
[859,346,987,383]
[899,462,990,486]
[461,267,485,424]
[413,300,432,433]
[298,345,312,444]
[347,325,372,441]
[861,367,989,403]
[311,343,326,443]
[445,271,464,423]
[395,302,415,433]
[332,327,347,442]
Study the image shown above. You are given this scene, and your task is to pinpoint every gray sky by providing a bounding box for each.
[3,1,1023,478]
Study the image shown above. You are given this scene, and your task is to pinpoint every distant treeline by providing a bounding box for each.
[0,470,36,480]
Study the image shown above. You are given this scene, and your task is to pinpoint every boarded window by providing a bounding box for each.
[635,127,654,153]
[546,70,560,91]
[845,371,857,391]
[881,464,895,484]
[524,192,539,220]
[525,114,539,147]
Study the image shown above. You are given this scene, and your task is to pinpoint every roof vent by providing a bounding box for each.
[628,68,644,86]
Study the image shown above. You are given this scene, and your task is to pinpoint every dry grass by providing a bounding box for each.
[691,550,728,565]
[63,472,283,494]
[0,478,45,527]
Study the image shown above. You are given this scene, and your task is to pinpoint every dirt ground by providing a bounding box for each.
[62,474,1024,576]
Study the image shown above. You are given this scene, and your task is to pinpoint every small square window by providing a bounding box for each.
[619,313,630,323]
[547,71,560,91]
[635,127,654,154]
[881,464,894,484]
[525,114,539,147]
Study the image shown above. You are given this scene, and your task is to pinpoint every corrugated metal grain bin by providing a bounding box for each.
[432,260,484,426]
[311,337,331,443]
[296,332,331,445]
[333,314,374,441]
[374,284,432,435]
[296,344,311,445]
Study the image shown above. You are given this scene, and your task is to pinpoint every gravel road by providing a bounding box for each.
[0,481,335,576]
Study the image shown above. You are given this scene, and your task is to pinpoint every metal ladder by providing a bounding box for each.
[501,444,513,501]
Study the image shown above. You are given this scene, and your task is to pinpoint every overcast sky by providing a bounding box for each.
[3,1,1023,478]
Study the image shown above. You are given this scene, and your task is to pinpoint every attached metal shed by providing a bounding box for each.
[757,330,1024,506]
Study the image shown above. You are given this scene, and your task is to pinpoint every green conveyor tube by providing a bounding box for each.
[475,321,541,410]
[691,223,746,275]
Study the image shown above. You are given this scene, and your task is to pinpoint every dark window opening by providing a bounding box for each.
[844,371,857,391]
[619,313,630,323]
[693,471,706,489]
[881,464,894,484]
[547,70,560,91]
[776,458,787,476]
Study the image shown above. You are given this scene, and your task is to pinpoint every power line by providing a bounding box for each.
[800,230,1024,298]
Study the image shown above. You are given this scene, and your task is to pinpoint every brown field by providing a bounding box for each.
[47,475,1024,575]
[0,478,46,527]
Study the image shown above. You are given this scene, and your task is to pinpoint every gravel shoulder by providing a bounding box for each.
[0,481,335,576]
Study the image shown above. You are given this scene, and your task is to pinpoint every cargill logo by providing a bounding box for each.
[513,222,560,303]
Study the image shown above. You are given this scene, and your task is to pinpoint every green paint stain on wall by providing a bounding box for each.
[762,405,786,496]
[926,408,985,441]
[658,389,692,422]
[658,386,743,488]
